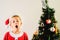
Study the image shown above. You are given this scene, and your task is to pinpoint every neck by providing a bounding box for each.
[12,30,20,34]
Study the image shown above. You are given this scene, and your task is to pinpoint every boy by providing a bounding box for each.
[4,15,28,40]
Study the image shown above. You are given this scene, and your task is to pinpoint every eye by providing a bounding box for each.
[16,20,19,22]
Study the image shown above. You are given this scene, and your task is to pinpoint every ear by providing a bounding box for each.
[20,21,22,26]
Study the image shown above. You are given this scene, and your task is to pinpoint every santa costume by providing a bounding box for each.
[4,31,28,40]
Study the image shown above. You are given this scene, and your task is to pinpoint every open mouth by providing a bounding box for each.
[15,25,18,28]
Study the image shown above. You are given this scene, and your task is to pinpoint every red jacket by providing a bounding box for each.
[3,32,28,40]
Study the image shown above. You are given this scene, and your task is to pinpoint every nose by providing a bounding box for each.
[15,21,18,25]
[15,22,17,24]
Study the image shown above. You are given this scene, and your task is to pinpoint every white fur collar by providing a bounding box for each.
[9,31,24,40]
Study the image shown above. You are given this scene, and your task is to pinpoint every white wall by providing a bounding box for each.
[0,0,60,40]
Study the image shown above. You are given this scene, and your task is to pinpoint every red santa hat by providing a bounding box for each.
[5,18,9,25]
[5,18,12,26]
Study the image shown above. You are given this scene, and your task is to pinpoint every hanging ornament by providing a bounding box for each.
[55,27,58,34]
[43,28,45,31]
[40,22,44,27]
[39,32,44,35]
[50,27,55,32]
[33,30,38,35]
[46,19,51,24]
[54,23,58,34]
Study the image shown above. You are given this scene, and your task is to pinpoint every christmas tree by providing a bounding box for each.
[32,0,60,40]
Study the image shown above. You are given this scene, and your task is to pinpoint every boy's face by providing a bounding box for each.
[10,17,22,31]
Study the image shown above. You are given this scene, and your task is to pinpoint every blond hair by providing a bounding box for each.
[12,15,21,20]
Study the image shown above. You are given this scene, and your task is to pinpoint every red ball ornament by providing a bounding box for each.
[5,18,9,25]
[46,19,51,24]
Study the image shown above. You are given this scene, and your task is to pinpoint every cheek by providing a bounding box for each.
[18,22,22,27]
[10,23,15,28]
[11,25,16,30]
[11,24,14,27]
